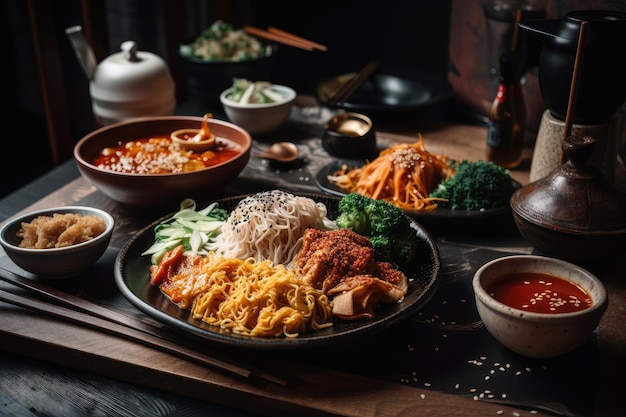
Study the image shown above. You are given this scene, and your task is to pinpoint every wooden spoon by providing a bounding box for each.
[253,142,299,163]
[171,113,216,152]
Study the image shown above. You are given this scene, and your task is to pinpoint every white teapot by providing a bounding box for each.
[66,26,176,126]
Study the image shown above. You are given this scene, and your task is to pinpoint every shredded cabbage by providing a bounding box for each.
[226,78,285,104]
[141,198,227,264]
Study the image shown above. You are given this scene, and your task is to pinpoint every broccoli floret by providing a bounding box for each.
[336,192,372,235]
[429,160,514,211]
[336,193,423,267]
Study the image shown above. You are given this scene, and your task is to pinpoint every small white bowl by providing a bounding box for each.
[473,255,608,359]
[0,206,114,279]
[220,84,296,135]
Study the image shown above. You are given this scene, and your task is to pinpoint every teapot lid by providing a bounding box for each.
[89,41,176,124]
[91,40,174,92]
[511,135,626,233]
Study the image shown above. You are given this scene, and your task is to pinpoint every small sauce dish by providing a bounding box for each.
[322,112,377,158]
[171,113,216,152]
[473,255,608,359]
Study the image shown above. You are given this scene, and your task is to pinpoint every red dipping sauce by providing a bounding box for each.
[486,272,593,314]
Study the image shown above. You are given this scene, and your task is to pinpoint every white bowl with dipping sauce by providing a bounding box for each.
[0,206,114,279]
[472,255,608,359]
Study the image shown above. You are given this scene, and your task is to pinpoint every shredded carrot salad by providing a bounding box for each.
[327,135,455,212]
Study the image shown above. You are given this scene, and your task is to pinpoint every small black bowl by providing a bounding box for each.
[322,112,377,158]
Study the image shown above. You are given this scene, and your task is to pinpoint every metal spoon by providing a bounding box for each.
[253,142,299,163]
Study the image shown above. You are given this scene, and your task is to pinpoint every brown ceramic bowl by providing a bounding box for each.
[74,116,251,208]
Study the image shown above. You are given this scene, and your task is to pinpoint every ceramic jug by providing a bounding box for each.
[519,10,626,124]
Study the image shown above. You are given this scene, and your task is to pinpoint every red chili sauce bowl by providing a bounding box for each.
[472,255,608,359]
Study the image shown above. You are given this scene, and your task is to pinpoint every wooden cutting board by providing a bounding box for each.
[1,301,553,417]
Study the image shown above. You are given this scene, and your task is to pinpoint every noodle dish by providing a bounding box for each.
[119,190,440,343]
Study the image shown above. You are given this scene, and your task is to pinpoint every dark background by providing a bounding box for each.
[1,0,452,199]
[3,0,624,200]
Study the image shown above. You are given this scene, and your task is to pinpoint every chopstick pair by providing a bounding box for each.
[244,26,327,52]
[0,267,288,387]
[327,59,381,106]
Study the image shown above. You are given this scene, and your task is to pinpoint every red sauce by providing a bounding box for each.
[486,272,592,314]
[91,136,241,174]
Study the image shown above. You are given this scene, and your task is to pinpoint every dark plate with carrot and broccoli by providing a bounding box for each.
[316,159,522,222]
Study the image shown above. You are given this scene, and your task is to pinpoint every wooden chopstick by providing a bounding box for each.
[328,60,381,105]
[244,26,316,51]
[0,267,166,338]
[267,27,327,51]
[563,20,588,141]
[0,268,288,387]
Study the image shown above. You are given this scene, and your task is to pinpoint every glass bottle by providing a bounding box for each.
[486,51,526,168]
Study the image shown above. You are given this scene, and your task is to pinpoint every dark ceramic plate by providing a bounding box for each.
[114,193,441,350]
[316,66,453,112]
[316,161,521,222]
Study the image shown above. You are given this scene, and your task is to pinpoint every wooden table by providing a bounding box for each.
[1,103,624,417]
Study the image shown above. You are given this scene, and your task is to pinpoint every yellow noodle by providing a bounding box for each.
[183,252,332,337]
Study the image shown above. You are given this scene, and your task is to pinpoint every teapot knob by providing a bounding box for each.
[120,40,139,62]
[563,135,595,169]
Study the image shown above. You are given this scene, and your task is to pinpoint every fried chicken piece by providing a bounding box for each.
[291,228,409,320]
[291,228,377,293]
